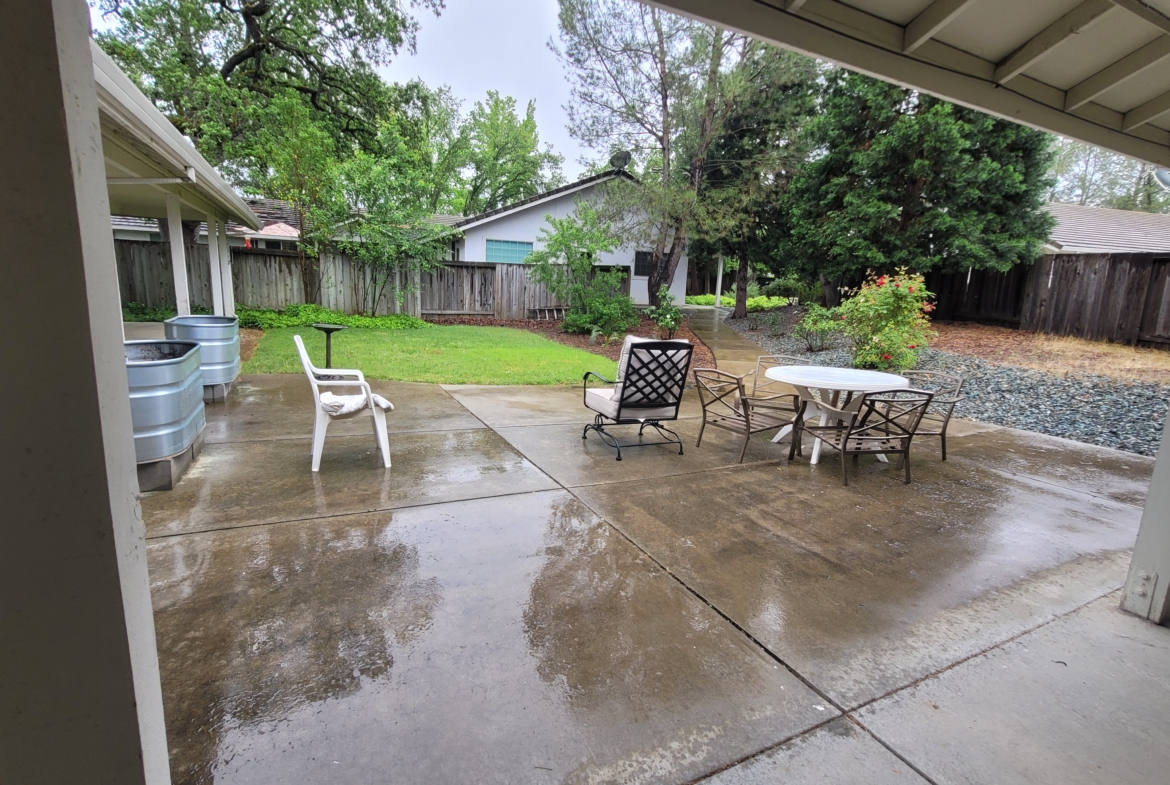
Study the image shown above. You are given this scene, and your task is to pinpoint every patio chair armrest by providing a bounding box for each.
[932,394,965,405]
[583,371,615,386]
[315,368,364,382]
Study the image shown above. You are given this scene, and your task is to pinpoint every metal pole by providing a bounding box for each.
[714,254,724,307]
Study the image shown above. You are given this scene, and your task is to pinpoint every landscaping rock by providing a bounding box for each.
[723,311,1169,456]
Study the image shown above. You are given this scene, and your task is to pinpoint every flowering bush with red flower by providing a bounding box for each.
[836,268,936,371]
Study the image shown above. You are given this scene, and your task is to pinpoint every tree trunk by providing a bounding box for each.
[733,257,749,319]
[820,275,841,308]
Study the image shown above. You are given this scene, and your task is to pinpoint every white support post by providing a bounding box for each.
[217,221,234,316]
[206,215,224,316]
[1122,424,1170,625]
[2,0,170,781]
[714,254,724,307]
[165,192,190,316]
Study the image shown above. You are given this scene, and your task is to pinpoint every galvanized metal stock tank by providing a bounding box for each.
[164,315,241,386]
[125,341,206,463]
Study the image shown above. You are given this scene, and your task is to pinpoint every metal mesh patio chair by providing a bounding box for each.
[900,370,966,460]
[790,389,934,485]
[582,340,694,461]
[694,369,801,463]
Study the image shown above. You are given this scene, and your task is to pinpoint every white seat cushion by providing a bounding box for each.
[319,391,394,417]
[584,386,678,421]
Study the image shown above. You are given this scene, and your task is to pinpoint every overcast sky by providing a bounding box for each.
[380,0,592,179]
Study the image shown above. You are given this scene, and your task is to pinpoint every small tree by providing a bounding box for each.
[330,148,456,315]
[644,286,682,339]
[527,201,638,336]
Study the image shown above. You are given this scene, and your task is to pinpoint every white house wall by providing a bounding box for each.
[457,184,688,306]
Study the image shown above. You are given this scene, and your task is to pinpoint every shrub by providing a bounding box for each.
[644,286,683,339]
[684,294,788,311]
[793,304,840,352]
[761,274,821,305]
[235,304,430,330]
[836,268,936,371]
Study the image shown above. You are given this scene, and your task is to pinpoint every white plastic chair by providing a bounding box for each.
[293,334,392,471]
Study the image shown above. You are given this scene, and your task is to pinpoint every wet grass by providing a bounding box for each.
[245,325,617,385]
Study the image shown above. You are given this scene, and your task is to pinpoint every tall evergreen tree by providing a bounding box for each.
[781,71,1055,305]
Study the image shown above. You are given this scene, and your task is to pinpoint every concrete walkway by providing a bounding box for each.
[685,306,772,378]
[140,367,1169,784]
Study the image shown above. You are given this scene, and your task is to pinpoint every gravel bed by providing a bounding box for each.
[723,311,1169,456]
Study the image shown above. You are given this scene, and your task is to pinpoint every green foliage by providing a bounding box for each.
[761,274,820,304]
[1049,135,1170,214]
[644,287,683,339]
[780,71,1055,293]
[122,303,212,322]
[793,305,841,352]
[684,294,788,311]
[460,92,565,216]
[235,304,430,331]
[527,203,640,336]
[246,326,616,385]
[835,269,936,371]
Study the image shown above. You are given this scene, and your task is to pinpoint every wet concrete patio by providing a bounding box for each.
[141,331,1170,783]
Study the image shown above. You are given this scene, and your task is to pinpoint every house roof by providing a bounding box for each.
[454,169,636,230]
[653,0,1170,168]
[1045,202,1170,254]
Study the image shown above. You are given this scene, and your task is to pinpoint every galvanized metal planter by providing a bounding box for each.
[125,340,206,464]
[164,315,241,386]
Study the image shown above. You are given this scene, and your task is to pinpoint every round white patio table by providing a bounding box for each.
[764,366,909,465]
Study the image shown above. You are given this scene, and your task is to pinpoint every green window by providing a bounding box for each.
[486,239,534,263]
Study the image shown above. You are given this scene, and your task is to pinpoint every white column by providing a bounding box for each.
[165,192,190,315]
[1,1,170,782]
[206,214,224,316]
[714,254,724,306]
[1122,424,1170,625]
[217,222,235,316]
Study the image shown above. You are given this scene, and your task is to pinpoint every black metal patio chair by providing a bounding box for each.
[582,339,694,461]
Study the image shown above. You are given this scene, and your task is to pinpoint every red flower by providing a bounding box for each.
[882,354,891,360]
[908,286,914,292]
[894,282,900,288]
[908,344,917,349]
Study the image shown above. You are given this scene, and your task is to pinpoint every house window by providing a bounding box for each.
[634,251,656,277]
[485,239,534,263]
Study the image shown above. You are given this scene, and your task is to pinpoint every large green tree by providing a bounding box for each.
[555,0,753,305]
[459,92,564,216]
[94,0,440,174]
[1048,135,1170,213]
[781,71,1055,305]
[687,44,818,317]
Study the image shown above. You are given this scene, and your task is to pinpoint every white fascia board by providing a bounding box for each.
[91,41,262,230]
[456,177,613,231]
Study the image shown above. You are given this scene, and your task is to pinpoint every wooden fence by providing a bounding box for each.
[114,240,585,319]
[926,252,1170,347]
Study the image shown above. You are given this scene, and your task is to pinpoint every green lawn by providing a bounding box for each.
[245,325,617,385]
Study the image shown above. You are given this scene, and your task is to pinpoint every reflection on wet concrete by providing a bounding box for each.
[150,492,826,784]
[141,428,558,536]
[573,455,1143,708]
[146,372,1163,783]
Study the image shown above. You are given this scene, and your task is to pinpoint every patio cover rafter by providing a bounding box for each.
[903,0,981,54]
[992,0,1116,85]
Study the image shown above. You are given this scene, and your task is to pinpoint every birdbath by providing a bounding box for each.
[311,323,347,369]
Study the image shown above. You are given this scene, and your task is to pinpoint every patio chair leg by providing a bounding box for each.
[903,452,912,484]
[739,432,750,463]
[372,408,391,469]
[311,413,329,472]
[696,418,706,448]
[841,449,849,486]
[940,431,947,461]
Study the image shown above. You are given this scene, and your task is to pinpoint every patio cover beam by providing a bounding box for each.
[903,0,981,54]
[1123,87,1170,130]
[992,0,1115,84]
[1065,35,1170,111]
